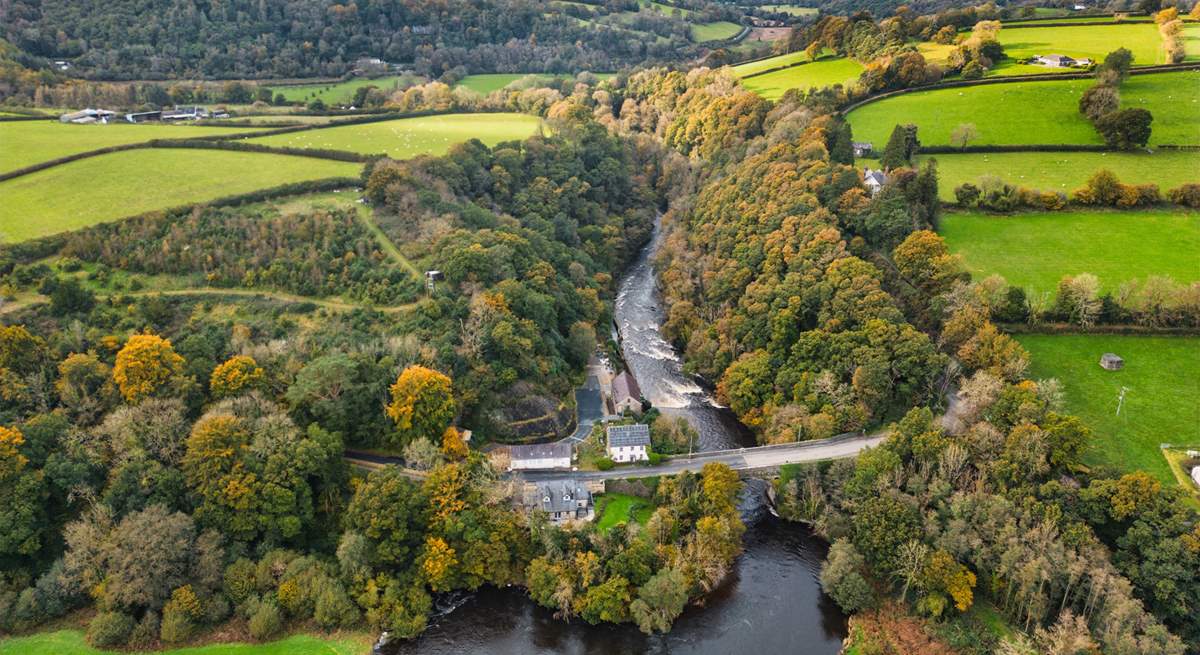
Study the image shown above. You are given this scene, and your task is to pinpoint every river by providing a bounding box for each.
[387,219,847,655]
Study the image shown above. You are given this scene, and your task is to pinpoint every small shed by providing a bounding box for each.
[1099,353,1124,371]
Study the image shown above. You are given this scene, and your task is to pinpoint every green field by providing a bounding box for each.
[940,209,1200,295]
[0,149,362,242]
[1018,334,1200,485]
[995,22,1164,67]
[641,0,695,17]
[456,72,613,94]
[761,5,818,16]
[846,71,1200,147]
[0,121,252,174]
[731,50,812,77]
[0,630,367,655]
[1185,22,1200,60]
[740,57,865,99]
[595,493,655,531]
[267,76,410,105]
[247,112,542,158]
[921,150,1200,201]
[692,21,743,42]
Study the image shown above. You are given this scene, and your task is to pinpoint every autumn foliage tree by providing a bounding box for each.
[113,334,187,403]
[209,355,265,399]
[385,366,456,448]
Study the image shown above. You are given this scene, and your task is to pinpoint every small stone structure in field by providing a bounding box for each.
[1099,353,1124,371]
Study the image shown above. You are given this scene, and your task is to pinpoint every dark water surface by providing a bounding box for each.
[387,218,847,654]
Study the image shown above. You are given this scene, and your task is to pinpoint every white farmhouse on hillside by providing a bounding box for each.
[606,424,650,463]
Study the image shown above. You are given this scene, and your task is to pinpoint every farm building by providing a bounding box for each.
[611,371,644,415]
[162,106,210,121]
[1099,353,1124,371]
[606,424,650,463]
[59,108,117,124]
[852,141,874,157]
[508,442,572,471]
[1033,54,1089,68]
[863,168,887,195]
[523,479,595,524]
[125,110,162,123]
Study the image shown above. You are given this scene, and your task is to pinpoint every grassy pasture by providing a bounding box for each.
[641,0,695,17]
[920,150,1200,201]
[845,71,1199,147]
[740,57,864,99]
[691,20,743,42]
[995,22,1164,66]
[731,50,814,77]
[246,112,542,158]
[456,72,613,94]
[0,630,367,655]
[0,149,362,243]
[939,208,1200,295]
[267,75,411,105]
[761,5,819,16]
[1017,334,1200,485]
[0,121,251,174]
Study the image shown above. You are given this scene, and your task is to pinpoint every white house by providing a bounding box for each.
[863,168,887,195]
[606,424,650,463]
[508,442,572,471]
[1192,466,1200,489]
[611,371,644,415]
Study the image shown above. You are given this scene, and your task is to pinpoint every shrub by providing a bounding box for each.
[954,183,980,207]
[1169,183,1200,208]
[87,611,135,647]
[128,611,160,649]
[248,600,283,641]
[314,580,360,629]
[223,558,258,604]
[596,457,615,471]
[159,606,195,644]
[647,452,665,466]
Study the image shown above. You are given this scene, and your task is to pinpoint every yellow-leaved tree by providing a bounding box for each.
[385,365,456,447]
[210,355,265,399]
[113,334,186,403]
[441,426,468,460]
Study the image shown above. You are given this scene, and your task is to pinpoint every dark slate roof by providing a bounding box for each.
[863,169,887,186]
[509,442,572,461]
[532,479,591,514]
[607,423,650,447]
[612,371,642,404]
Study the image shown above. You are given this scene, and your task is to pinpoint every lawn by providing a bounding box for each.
[1017,334,1200,486]
[740,57,865,99]
[0,121,252,174]
[845,70,1200,147]
[731,50,813,77]
[267,75,413,105]
[246,112,542,158]
[761,5,819,16]
[920,150,1200,201]
[0,630,367,655]
[940,209,1200,295]
[0,149,362,243]
[691,21,743,42]
[594,493,655,531]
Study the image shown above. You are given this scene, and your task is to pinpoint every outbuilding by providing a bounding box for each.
[508,442,573,471]
[1099,353,1124,371]
[611,370,644,415]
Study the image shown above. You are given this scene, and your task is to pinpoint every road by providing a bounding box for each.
[523,432,886,482]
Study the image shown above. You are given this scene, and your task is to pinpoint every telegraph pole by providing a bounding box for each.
[1116,386,1130,416]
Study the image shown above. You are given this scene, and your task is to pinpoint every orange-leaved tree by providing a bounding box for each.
[210,355,265,399]
[113,334,186,403]
[385,365,455,447]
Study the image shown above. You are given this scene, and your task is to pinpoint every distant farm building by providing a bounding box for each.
[60,108,117,124]
[852,141,874,157]
[162,106,209,121]
[508,442,572,471]
[611,370,644,415]
[606,424,650,463]
[863,168,887,195]
[1034,54,1090,68]
[125,110,162,123]
[524,479,595,524]
[1099,353,1124,371]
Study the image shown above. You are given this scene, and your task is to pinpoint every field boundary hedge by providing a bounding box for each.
[918,144,1112,154]
[1000,322,1200,336]
[840,62,1200,115]
[0,177,362,264]
[738,55,835,80]
[145,139,376,162]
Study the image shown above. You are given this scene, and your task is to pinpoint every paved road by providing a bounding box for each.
[560,374,604,444]
[523,432,886,482]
